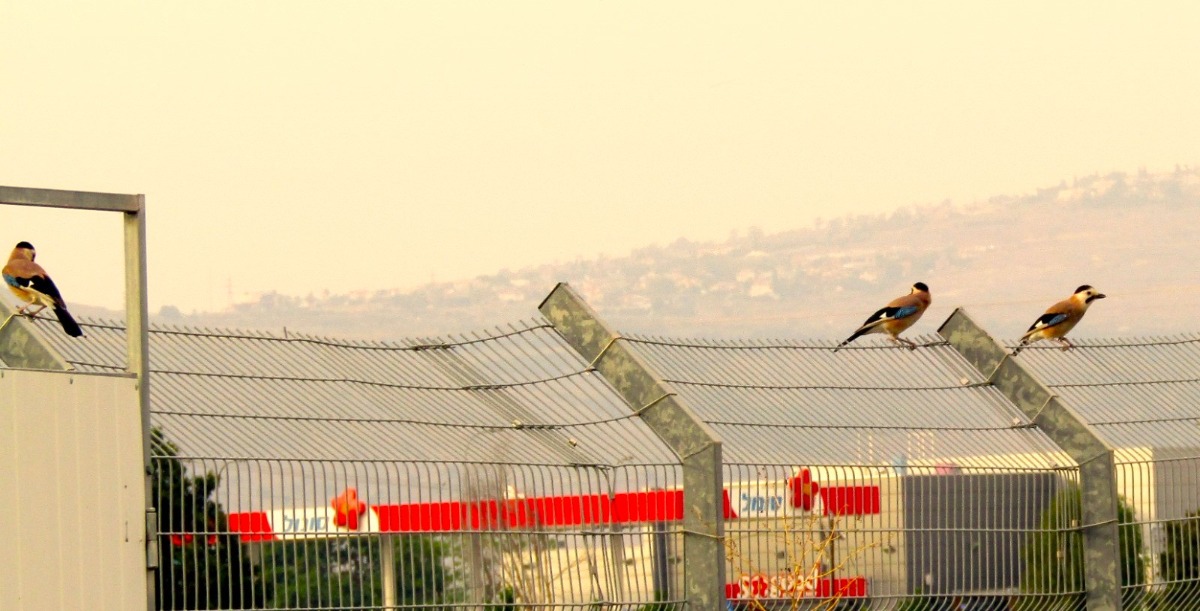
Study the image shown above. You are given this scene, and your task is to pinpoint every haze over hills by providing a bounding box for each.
[75,168,1200,343]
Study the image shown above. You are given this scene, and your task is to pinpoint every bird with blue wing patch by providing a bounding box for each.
[3,241,84,337]
[833,282,931,352]
[1012,285,1105,355]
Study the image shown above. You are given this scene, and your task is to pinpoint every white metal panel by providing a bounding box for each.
[0,369,145,611]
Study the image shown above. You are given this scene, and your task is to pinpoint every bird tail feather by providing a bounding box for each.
[833,329,867,352]
[55,307,84,337]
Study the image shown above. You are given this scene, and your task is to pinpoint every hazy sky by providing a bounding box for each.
[3,2,1199,313]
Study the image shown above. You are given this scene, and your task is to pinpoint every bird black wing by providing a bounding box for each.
[22,274,82,336]
[834,305,920,351]
[1025,312,1069,333]
[17,274,68,307]
[859,305,919,328]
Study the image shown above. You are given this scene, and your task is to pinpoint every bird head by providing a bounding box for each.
[10,241,35,262]
[911,282,929,294]
[1074,285,1106,304]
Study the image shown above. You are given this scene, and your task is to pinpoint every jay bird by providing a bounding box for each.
[1013,285,1106,354]
[834,282,931,351]
[3,241,84,337]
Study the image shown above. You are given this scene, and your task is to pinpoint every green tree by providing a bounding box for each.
[1154,510,1200,609]
[261,534,459,609]
[1016,483,1145,611]
[152,428,270,609]
[396,534,459,606]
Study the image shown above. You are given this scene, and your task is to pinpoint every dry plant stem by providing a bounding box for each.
[725,513,881,611]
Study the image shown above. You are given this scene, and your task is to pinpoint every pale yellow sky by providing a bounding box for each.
[2,1,1199,312]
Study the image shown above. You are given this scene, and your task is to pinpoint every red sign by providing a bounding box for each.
[169,533,219,547]
[725,573,868,600]
[331,487,367,530]
[228,489,736,541]
[789,469,881,516]
[821,486,881,516]
[790,469,820,511]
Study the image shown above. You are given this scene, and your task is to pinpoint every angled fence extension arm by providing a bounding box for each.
[540,283,727,610]
[939,308,1122,611]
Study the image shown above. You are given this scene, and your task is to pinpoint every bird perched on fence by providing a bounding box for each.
[3,241,84,337]
[834,282,931,351]
[1012,285,1106,354]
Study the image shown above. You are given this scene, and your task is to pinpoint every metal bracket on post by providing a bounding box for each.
[0,313,74,370]
[145,509,159,570]
[539,283,726,610]
[938,308,1122,611]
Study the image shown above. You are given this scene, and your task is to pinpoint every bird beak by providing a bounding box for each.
[1096,293,1107,299]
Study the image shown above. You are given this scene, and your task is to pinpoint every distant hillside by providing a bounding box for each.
[145,167,1200,341]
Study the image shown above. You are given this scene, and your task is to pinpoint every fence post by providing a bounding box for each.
[124,195,157,611]
[938,308,1122,611]
[652,520,671,601]
[539,283,726,610]
[381,535,397,610]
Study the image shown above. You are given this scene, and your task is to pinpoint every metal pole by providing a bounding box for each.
[651,520,670,600]
[381,535,397,610]
[464,472,489,611]
[609,524,627,601]
[539,283,726,610]
[124,198,157,611]
[938,308,1122,611]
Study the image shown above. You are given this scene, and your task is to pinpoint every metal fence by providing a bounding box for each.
[26,311,688,611]
[8,284,1200,611]
[152,455,684,610]
[1014,334,1200,611]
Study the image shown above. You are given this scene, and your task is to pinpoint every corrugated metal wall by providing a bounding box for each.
[0,368,147,611]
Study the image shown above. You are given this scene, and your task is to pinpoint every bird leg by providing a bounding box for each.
[891,336,918,350]
[1056,338,1074,351]
[21,304,47,317]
